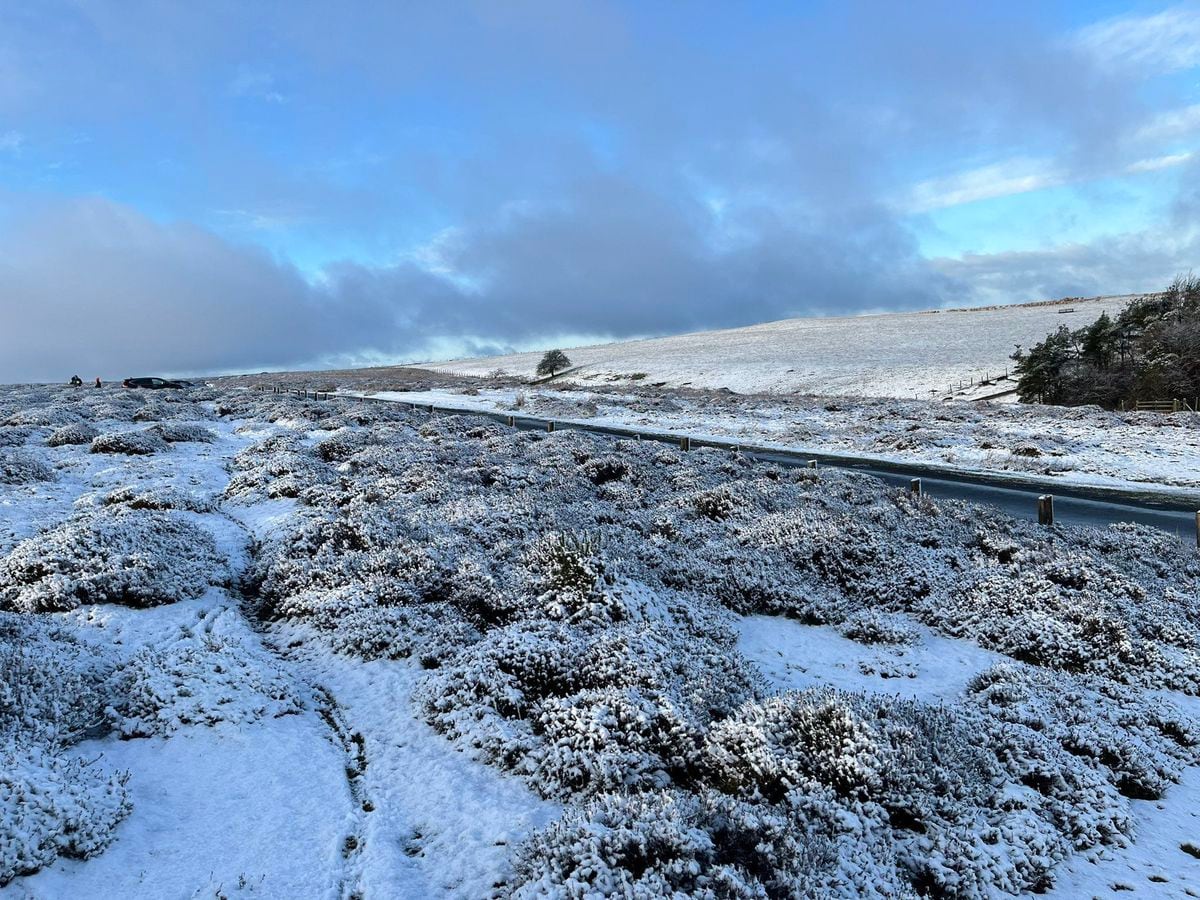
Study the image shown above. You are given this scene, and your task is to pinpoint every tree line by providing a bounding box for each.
[1011,273,1200,408]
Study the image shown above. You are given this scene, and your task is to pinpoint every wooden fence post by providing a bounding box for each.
[807,460,818,469]
[505,415,515,427]
[1195,510,1200,549]
[546,421,555,433]
[909,478,922,496]
[1037,495,1054,526]
[679,436,690,451]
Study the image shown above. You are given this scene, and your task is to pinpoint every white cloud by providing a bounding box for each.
[903,158,1062,213]
[0,130,24,152]
[1134,103,1200,143]
[229,67,286,103]
[1125,151,1195,173]
[1075,6,1200,75]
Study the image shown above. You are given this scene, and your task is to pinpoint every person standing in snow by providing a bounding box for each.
[69,375,82,387]
[94,377,102,388]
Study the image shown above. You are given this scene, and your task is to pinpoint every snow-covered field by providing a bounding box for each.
[425,296,1136,398]
[2,384,1199,898]
[352,385,1200,498]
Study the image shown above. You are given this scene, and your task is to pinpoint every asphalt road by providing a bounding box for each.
[333,391,1200,542]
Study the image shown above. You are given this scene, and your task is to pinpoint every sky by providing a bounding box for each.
[1,0,1199,382]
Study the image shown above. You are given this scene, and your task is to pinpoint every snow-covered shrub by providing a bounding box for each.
[4,405,82,428]
[46,422,99,447]
[0,507,225,612]
[0,614,111,745]
[838,609,918,646]
[223,435,335,501]
[417,619,761,799]
[701,688,1088,897]
[313,599,481,665]
[0,427,37,448]
[147,422,217,443]
[90,429,169,455]
[524,532,624,624]
[0,450,55,485]
[0,747,130,886]
[92,484,217,513]
[510,788,912,899]
[109,631,300,737]
[967,664,1200,801]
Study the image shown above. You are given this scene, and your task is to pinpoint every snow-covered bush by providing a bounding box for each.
[0,507,225,612]
[91,484,217,513]
[90,429,169,456]
[511,788,912,899]
[223,434,335,501]
[0,450,55,485]
[109,631,300,737]
[417,619,761,799]
[46,422,99,447]
[967,664,1200,801]
[0,747,130,886]
[0,614,110,745]
[838,610,918,646]
[147,422,217,443]
[0,427,37,448]
[0,614,127,886]
[4,405,82,428]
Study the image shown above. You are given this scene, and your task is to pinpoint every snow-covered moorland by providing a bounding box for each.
[425,295,1134,398]
[1,384,1199,898]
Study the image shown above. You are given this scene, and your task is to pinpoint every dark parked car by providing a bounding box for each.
[122,377,185,389]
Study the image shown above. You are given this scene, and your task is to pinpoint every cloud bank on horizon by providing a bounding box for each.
[1,0,1198,382]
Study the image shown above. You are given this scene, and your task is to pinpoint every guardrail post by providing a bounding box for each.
[546,421,555,433]
[1037,495,1054,526]
[679,436,690,451]
[909,478,922,496]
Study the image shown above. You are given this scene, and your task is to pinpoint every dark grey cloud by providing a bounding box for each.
[0,198,396,382]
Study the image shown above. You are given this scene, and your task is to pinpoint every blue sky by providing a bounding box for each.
[1,1,1198,381]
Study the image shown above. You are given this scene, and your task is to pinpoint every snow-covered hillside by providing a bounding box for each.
[427,296,1136,398]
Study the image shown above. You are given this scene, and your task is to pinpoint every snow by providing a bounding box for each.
[2,384,1199,898]
[7,719,352,900]
[737,613,1011,702]
[427,295,1136,398]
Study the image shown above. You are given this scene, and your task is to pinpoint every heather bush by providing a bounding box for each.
[90,429,169,456]
[46,422,99,447]
[0,507,225,612]
[0,450,55,485]
[147,422,217,443]
[0,748,131,886]
[109,629,300,737]
[0,427,37,448]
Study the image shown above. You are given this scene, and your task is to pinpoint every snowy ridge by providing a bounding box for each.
[426,296,1136,398]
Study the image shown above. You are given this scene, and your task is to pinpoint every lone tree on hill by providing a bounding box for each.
[537,349,571,378]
